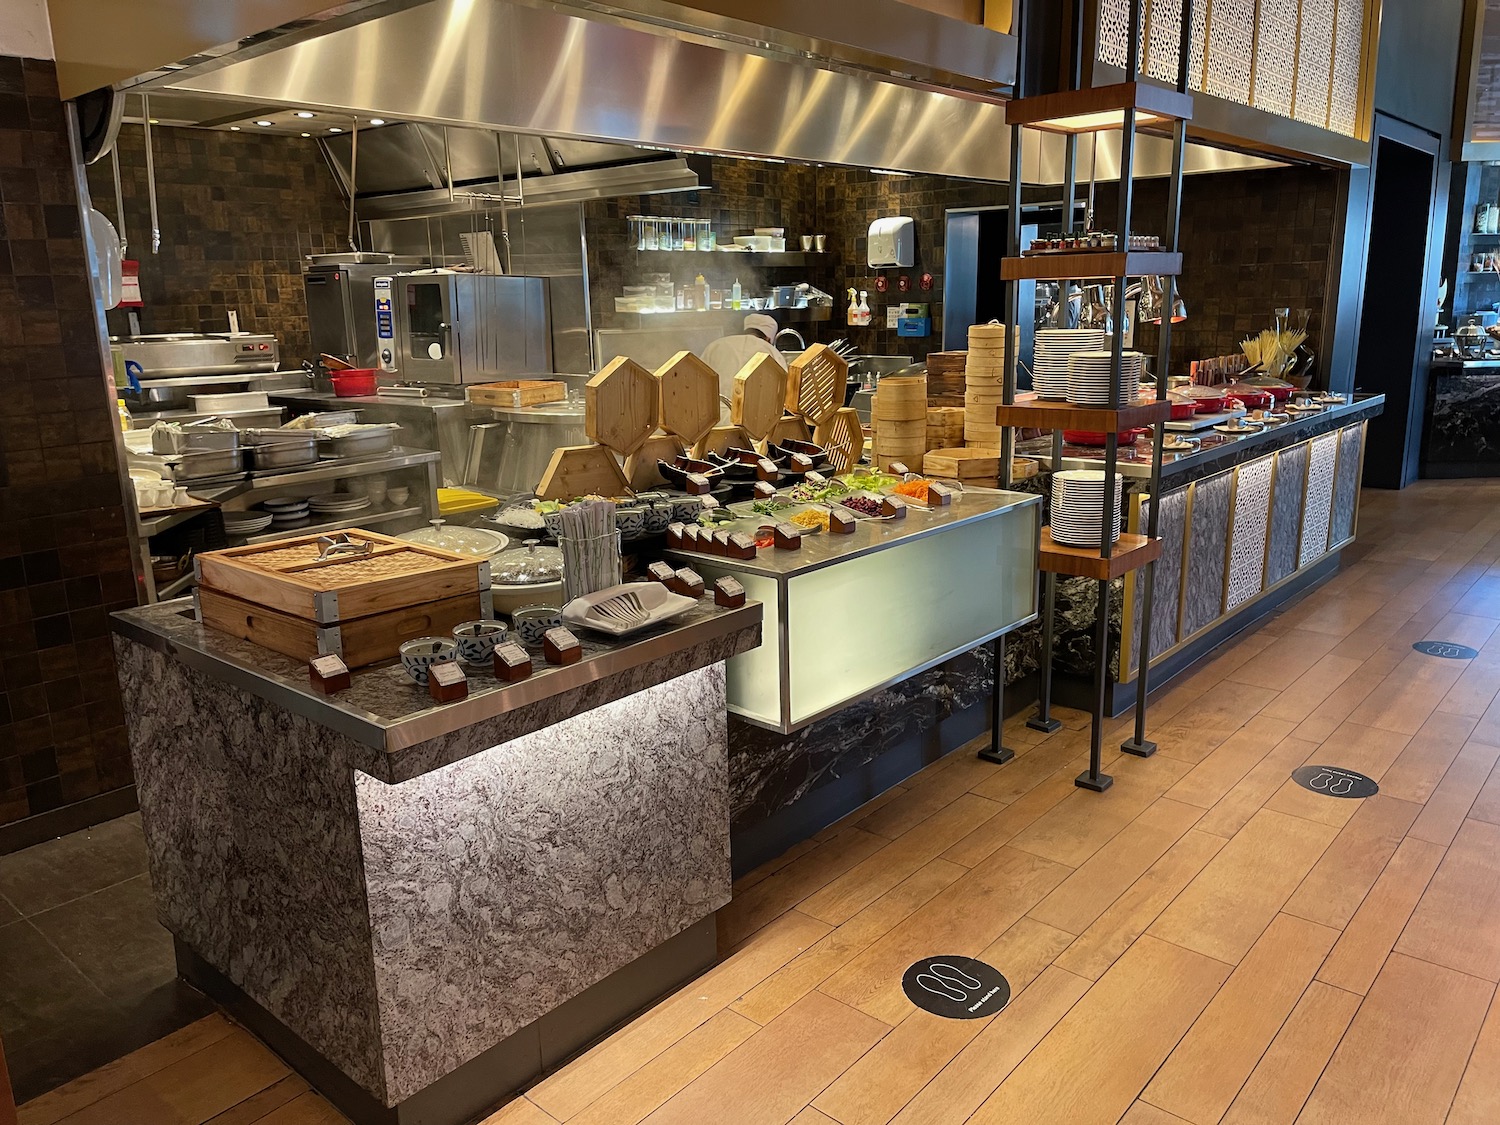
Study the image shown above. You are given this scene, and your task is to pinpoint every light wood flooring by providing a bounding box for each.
[21,479,1500,1125]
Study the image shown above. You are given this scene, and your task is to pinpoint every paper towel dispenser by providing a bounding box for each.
[868,217,915,269]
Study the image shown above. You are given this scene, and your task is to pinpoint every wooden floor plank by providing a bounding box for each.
[1147,809,1337,966]
[1468,757,1500,824]
[1448,988,1500,1125]
[1223,629,1342,692]
[810,918,1071,1125]
[1220,982,1362,1125]
[479,1098,560,1124]
[1294,953,1492,1125]
[717,829,888,946]
[854,754,1002,840]
[17,1016,238,1125]
[1121,1104,1196,1125]
[939,765,1084,868]
[731,860,967,1026]
[1375,709,1479,805]
[251,1093,349,1125]
[1193,736,1324,840]
[818,847,1070,1025]
[1394,817,1500,983]
[1262,723,1412,829]
[1055,829,1226,981]
[1142,913,1339,1125]
[200,1077,312,1125]
[1405,739,1500,846]
[1028,797,1205,935]
[798,795,1001,925]
[527,910,831,1120]
[964,936,1230,1125]
[1317,835,1447,995]
[1153,686,1279,765]
[1280,794,1421,930]
[880,966,1091,1125]
[638,993,887,1125]
[1165,716,1300,811]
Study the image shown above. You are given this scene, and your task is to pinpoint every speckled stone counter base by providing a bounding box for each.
[114,602,756,1117]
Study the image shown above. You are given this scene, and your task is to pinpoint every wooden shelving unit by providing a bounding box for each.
[981,0,1189,792]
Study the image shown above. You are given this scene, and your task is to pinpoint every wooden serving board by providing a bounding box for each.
[536,443,630,501]
[731,353,788,440]
[195,529,484,624]
[586,357,658,456]
[813,408,865,474]
[693,424,755,461]
[198,587,481,668]
[786,343,846,424]
[762,413,813,450]
[623,432,687,491]
[656,351,722,445]
[467,380,568,408]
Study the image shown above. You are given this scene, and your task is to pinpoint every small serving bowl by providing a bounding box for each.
[670,497,702,522]
[615,506,647,539]
[643,502,672,534]
[512,605,563,647]
[452,620,507,666]
[399,637,458,685]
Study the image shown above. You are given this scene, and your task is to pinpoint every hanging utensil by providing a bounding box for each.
[141,93,160,254]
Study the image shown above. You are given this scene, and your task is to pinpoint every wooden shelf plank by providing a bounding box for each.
[1038,529,1161,580]
[1001,251,1183,281]
[1005,82,1195,132]
[995,396,1174,431]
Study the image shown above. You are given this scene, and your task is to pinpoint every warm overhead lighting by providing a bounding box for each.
[1004,82,1193,136]
[368,118,386,126]
[328,127,343,133]
[255,120,273,127]
[871,169,912,177]
[301,132,311,138]
[148,118,159,124]
[229,126,240,131]
[295,111,316,118]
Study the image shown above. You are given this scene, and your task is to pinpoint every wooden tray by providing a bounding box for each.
[198,588,482,668]
[813,408,865,474]
[195,529,487,625]
[536,443,630,501]
[623,432,687,491]
[467,380,568,408]
[656,351,722,445]
[731,353,789,440]
[786,343,846,424]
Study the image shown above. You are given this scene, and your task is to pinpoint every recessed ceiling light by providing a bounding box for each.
[328,127,343,133]
[368,118,385,126]
[255,120,273,127]
[229,126,240,131]
[300,132,311,137]
[295,111,316,119]
[148,118,159,124]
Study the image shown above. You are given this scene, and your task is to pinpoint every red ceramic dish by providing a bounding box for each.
[330,369,378,397]
[1224,384,1275,410]
[1168,399,1197,421]
[1063,428,1149,447]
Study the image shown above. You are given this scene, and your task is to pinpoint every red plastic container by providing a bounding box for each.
[330,368,378,397]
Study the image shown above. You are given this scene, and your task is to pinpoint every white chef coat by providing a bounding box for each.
[701,334,788,419]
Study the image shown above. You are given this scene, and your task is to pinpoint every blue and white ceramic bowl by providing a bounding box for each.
[512,605,563,647]
[615,506,647,539]
[670,497,702,523]
[399,637,458,685]
[452,620,507,666]
[643,502,672,534]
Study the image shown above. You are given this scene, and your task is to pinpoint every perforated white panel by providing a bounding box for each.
[1227,455,1274,610]
[1294,0,1336,127]
[1329,0,1364,135]
[1300,431,1339,566]
[1206,0,1256,105]
[1254,0,1301,119]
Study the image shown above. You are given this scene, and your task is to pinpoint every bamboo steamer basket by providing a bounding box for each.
[873,375,928,422]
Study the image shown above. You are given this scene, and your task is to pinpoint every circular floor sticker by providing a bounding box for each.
[901,956,1011,1019]
[1413,640,1479,659]
[1292,765,1379,799]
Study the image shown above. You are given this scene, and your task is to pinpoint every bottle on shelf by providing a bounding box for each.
[732,278,742,310]
[847,287,858,327]
[696,273,710,311]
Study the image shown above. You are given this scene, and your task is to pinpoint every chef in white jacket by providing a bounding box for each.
[701,313,788,418]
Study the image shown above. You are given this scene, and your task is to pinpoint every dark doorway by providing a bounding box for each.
[1353,118,1443,489]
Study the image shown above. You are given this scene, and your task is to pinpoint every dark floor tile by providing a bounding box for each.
[0,812,147,915]
[0,893,17,925]
[0,917,110,1033]
[30,874,174,1003]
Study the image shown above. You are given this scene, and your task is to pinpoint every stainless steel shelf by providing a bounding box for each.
[241,505,425,545]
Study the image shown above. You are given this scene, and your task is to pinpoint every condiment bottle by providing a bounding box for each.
[731,278,742,310]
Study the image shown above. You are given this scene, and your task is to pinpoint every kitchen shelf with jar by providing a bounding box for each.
[604,306,833,329]
[631,250,818,268]
[981,0,1187,792]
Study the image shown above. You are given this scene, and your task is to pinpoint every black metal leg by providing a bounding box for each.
[1028,571,1063,733]
[1121,558,1159,758]
[1076,577,1115,792]
[978,636,1016,764]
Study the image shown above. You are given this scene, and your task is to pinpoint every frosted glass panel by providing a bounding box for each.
[784,504,1037,728]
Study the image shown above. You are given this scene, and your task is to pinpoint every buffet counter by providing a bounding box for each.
[1423,358,1500,477]
[111,598,762,1125]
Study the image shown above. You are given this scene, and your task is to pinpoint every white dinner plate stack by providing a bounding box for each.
[1033,329,1107,400]
[1050,469,1124,547]
[307,493,373,517]
[1066,349,1146,406]
[222,512,274,537]
[263,496,311,525]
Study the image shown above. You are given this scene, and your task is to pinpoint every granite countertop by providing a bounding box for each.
[1020,395,1385,486]
[112,597,762,780]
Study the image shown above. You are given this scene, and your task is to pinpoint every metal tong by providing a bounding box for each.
[316,533,374,561]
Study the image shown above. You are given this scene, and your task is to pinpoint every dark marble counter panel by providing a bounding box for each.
[111,599,761,782]
[1423,364,1500,474]
[1180,471,1234,640]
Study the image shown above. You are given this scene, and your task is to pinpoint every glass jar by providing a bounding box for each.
[629,215,645,251]
[643,217,660,251]
[670,218,685,252]
[700,220,716,252]
[683,219,697,252]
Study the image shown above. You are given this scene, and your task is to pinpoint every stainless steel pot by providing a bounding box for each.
[246,435,320,470]
[168,447,245,480]
[318,427,397,459]
[150,427,241,455]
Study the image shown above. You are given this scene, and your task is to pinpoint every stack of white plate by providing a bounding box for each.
[1066,349,1145,406]
[1050,469,1124,547]
[307,493,373,516]
[222,512,274,537]
[1033,329,1107,399]
[263,497,311,525]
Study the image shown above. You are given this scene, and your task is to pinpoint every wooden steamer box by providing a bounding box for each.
[193,530,491,667]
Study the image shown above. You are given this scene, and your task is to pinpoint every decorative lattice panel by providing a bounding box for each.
[1329,0,1364,135]
[1145,0,1184,83]
[1253,0,1301,118]
[1227,455,1275,611]
[1294,0,1336,127]
[1206,0,1257,105]
[1099,0,1142,73]
[1300,431,1339,566]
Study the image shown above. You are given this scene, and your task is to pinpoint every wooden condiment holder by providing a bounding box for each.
[427,661,469,703]
[543,627,583,666]
[714,576,747,608]
[494,642,533,682]
[309,654,351,694]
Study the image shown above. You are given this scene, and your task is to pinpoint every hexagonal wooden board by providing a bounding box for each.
[622,431,687,491]
[813,408,866,474]
[731,353,789,441]
[785,342,847,424]
[656,351,722,446]
[535,443,629,501]
[693,424,754,461]
[762,413,813,452]
[586,357,659,456]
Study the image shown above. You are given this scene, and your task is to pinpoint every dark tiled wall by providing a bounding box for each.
[0,57,138,833]
[85,127,350,363]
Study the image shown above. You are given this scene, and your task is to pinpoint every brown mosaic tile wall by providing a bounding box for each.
[85,126,350,362]
[0,57,138,836]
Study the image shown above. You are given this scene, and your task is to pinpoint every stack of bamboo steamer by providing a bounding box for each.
[926,406,965,448]
[963,323,1013,448]
[873,374,928,468]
